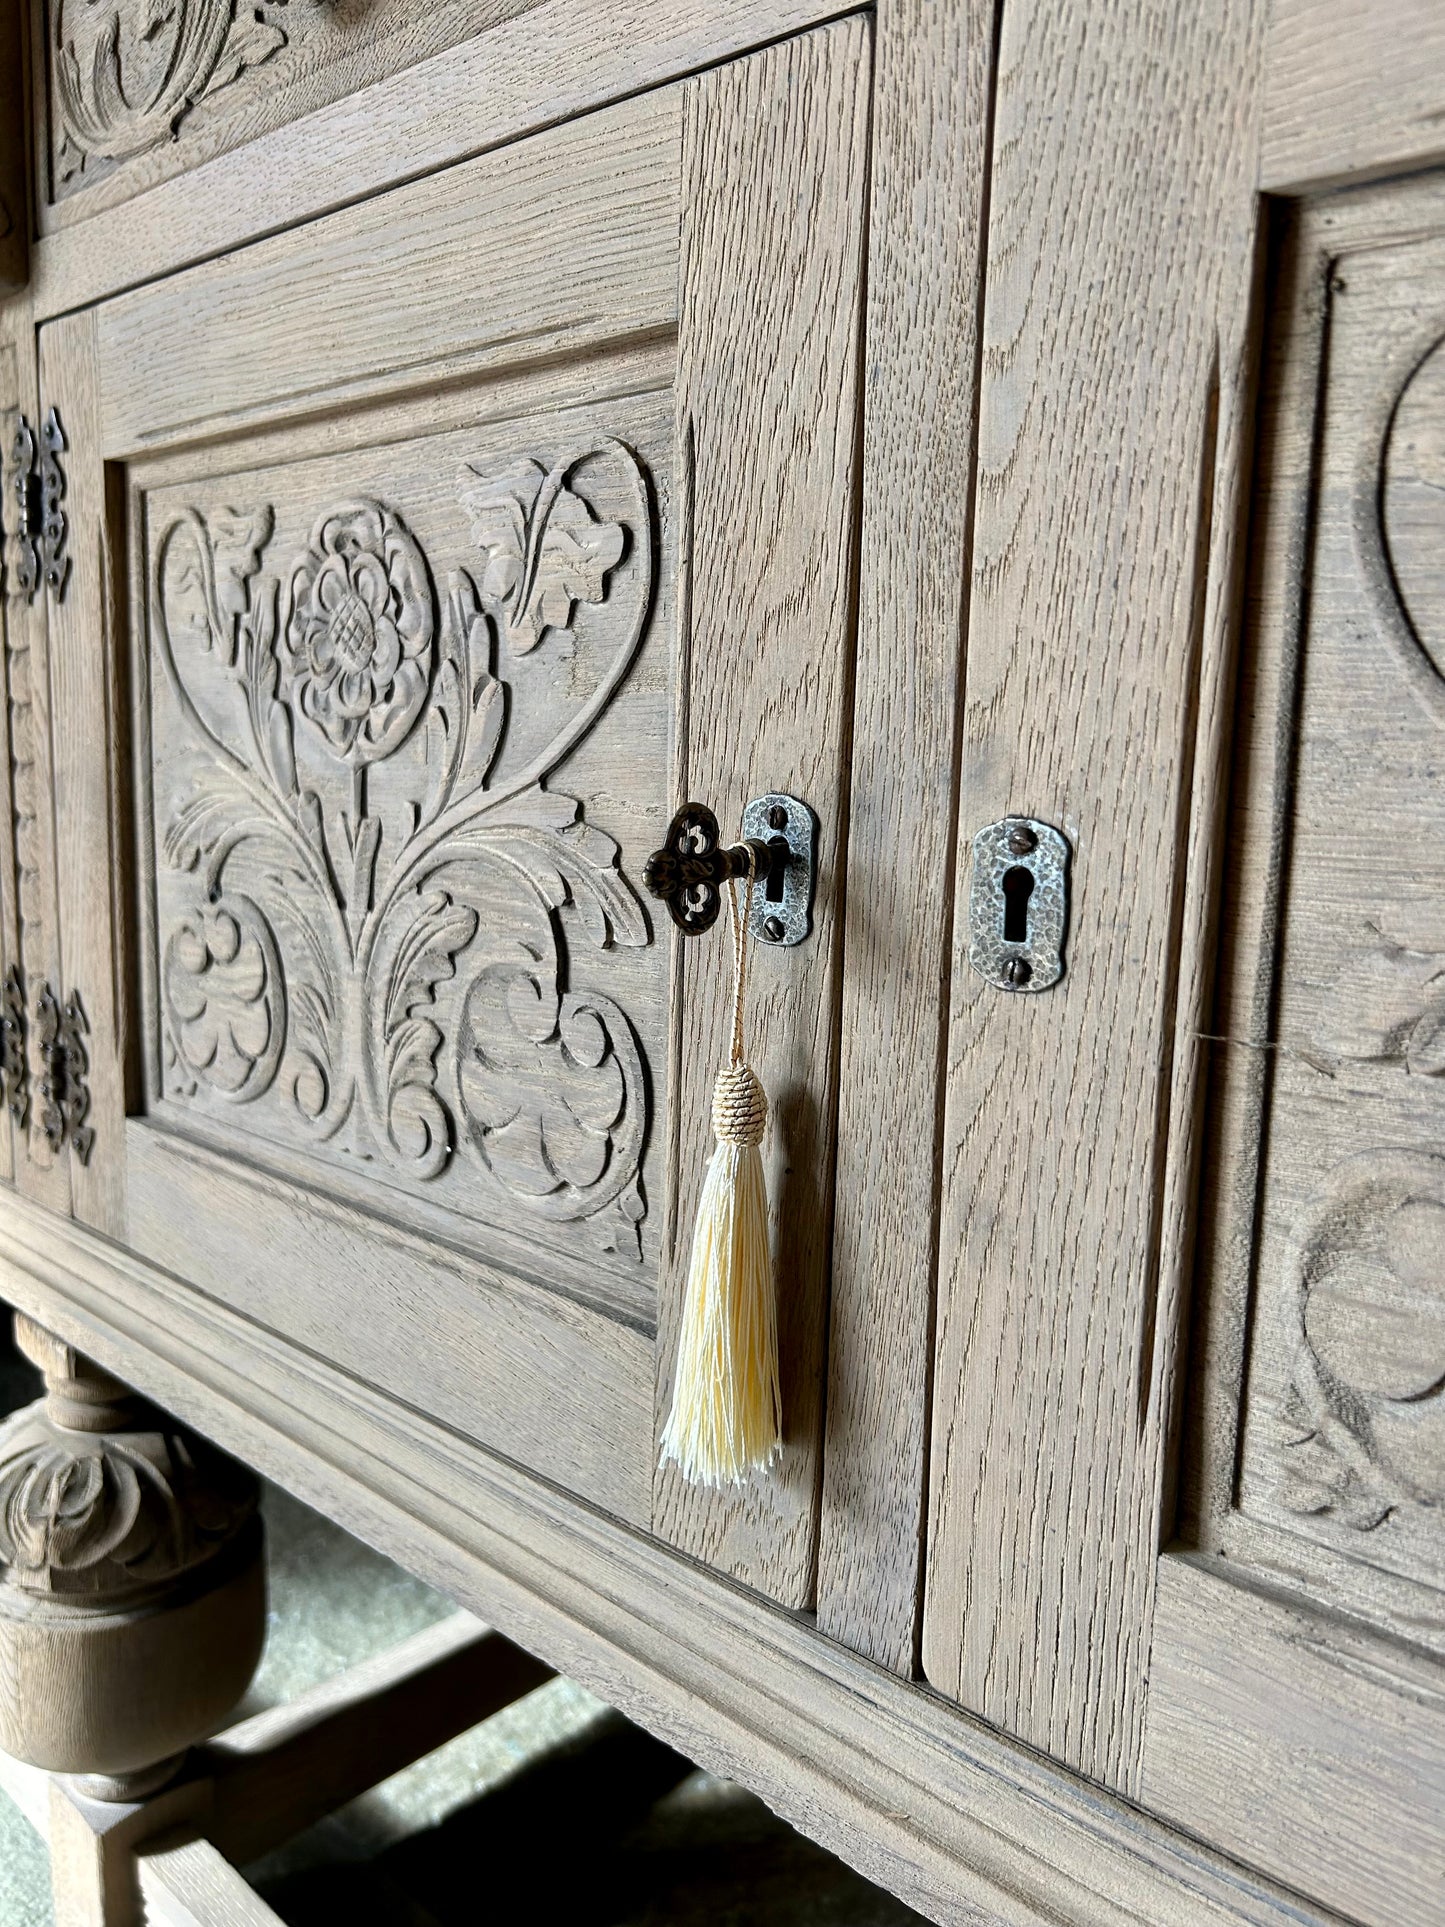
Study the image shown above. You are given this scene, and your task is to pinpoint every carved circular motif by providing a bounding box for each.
[1279,1151,1445,1526]
[283,501,435,766]
[1383,330,1445,681]
[163,900,285,1103]
[456,963,645,1220]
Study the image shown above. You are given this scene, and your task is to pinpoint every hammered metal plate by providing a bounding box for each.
[967,817,1070,992]
[740,792,817,946]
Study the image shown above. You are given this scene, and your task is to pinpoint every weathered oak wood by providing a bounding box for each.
[126,1126,655,1527]
[817,0,998,1674]
[652,17,870,1605]
[95,86,681,455]
[205,1613,553,1866]
[136,1835,287,1927]
[1261,0,1445,192]
[0,1187,1329,1927]
[34,0,542,239]
[1143,1558,1445,1927]
[922,0,1265,1792]
[26,0,853,324]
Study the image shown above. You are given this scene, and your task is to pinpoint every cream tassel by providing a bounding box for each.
[659,850,780,1486]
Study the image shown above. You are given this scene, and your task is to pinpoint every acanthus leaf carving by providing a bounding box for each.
[1274,1150,1445,1533]
[459,455,628,654]
[0,1415,257,1598]
[53,0,289,181]
[152,438,655,1258]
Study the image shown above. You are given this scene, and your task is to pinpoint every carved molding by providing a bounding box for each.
[1275,1150,1445,1532]
[152,441,655,1256]
[51,0,289,181]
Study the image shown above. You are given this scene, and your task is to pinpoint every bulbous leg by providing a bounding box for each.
[0,1313,265,1800]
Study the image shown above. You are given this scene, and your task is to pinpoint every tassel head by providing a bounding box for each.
[712,1063,767,1147]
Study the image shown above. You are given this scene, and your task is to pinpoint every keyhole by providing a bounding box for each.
[764,834,790,903]
[1001,865,1034,943]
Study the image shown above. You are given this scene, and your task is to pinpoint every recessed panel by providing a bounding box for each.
[139,391,672,1314]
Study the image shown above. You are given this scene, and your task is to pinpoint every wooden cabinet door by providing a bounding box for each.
[41,18,868,1606]
[923,0,1445,1917]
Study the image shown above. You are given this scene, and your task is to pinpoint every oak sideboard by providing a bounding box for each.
[0,2,1441,1923]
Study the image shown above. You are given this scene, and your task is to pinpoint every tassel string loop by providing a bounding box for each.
[723,843,757,1072]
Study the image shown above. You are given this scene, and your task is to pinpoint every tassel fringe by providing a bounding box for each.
[659,1063,780,1487]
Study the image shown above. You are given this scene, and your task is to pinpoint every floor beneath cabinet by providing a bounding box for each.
[0,1344,925,1927]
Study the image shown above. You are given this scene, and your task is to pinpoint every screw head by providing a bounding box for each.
[761,915,785,942]
[1007,824,1037,856]
[1004,956,1032,988]
[767,805,788,831]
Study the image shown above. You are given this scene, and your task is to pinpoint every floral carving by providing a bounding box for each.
[152,441,654,1257]
[458,962,646,1223]
[283,502,435,766]
[1315,926,1445,1076]
[459,456,627,654]
[51,0,288,182]
[163,901,284,1102]
[1275,1151,1445,1532]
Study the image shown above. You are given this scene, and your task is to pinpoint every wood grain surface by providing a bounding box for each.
[652,16,870,1607]
[26,0,855,324]
[817,0,999,1674]
[95,86,680,456]
[921,0,1264,1793]
[1262,0,1445,192]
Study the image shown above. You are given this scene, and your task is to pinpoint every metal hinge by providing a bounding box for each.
[34,984,93,1163]
[6,408,69,603]
[1,964,27,1127]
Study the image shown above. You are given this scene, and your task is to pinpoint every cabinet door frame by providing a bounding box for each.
[922,9,1445,1921]
[42,20,870,1606]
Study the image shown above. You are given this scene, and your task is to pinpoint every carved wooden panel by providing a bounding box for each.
[140,399,671,1314]
[37,0,544,223]
[1195,184,1445,1644]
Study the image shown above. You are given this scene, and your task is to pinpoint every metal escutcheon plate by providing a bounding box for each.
[740,793,817,946]
[967,817,1070,992]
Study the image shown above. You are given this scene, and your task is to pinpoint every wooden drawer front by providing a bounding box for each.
[40,17,869,1603]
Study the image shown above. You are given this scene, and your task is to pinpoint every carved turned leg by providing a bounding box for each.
[0,1313,265,1801]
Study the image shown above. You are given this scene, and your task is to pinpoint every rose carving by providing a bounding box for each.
[282,502,435,765]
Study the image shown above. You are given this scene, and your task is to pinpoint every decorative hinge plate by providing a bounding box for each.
[1,964,27,1128]
[6,408,69,603]
[34,984,93,1163]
